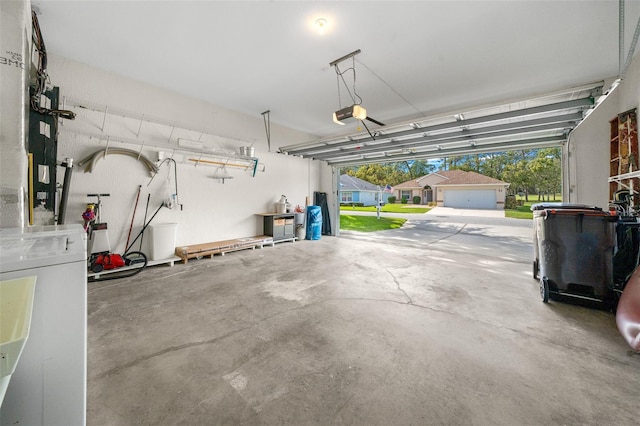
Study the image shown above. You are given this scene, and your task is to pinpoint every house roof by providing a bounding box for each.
[393,178,423,189]
[396,170,509,189]
[339,174,380,192]
[431,170,508,186]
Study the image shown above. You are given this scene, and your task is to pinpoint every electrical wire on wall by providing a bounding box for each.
[149,158,182,210]
[31,9,76,121]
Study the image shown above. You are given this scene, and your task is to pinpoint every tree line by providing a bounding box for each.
[340,147,561,201]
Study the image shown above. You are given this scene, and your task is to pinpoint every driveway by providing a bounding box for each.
[340,209,532,261]
[340,206,506,221]
[340,206,517,227]
[426,206,505,218]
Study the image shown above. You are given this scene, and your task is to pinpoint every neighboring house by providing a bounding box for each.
[393,170,510,210]
[339,174,392,206]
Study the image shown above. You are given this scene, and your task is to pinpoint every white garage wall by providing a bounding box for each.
[47,54,332,253]
[565,81,619,207]
[566,53,640,208]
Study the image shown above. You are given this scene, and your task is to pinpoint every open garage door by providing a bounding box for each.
[443,189,496,209]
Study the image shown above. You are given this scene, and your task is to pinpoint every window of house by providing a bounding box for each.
[401,190,411,200]
[341,192,353,203]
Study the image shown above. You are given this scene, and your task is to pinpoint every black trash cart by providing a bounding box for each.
[532,203,617,303]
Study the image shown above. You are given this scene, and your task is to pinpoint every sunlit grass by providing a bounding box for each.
[340,215,407,232]
[505,194,560,219]
[505,208,533,219]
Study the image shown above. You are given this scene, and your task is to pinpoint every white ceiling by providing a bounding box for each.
[33,0,639,142]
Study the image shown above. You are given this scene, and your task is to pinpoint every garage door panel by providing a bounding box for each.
[443,189,496,209]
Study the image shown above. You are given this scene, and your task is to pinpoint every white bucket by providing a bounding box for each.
[149,223,178,260]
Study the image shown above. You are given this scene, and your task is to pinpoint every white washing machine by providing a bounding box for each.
[0,224,87,426]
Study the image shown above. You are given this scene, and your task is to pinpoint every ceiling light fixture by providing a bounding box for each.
[315,18,328,34]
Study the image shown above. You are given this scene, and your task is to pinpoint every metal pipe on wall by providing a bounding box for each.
[57,158,73,225]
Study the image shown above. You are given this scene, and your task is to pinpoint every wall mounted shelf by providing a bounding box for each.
[61,97,251,145]
[59,97,265,177]
[609,109,639,203]
[60,128,264,177]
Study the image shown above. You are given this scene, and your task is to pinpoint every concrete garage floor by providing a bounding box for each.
[87,216,639,425]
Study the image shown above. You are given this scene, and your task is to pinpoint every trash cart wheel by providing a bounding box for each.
[533,259,539,280]
[540,277,550,303]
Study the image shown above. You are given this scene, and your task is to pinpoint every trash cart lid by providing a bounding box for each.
[530,203,602,212]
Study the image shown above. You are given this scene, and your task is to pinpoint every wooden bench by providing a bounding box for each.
[175,235,274,264]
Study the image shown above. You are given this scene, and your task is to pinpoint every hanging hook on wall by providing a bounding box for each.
[136,115,144,137]
[168,123,176,143]
[262,110,271,152]
[101,106,109,132]
[213,162,233,184]
[194,152,203,167]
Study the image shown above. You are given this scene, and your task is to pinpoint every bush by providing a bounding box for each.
[504,195,517,209]
[340,202,364,207]
[401,197,409,204]
[388,196,396,204]
[428,201,437,207]
[412,196,421,205]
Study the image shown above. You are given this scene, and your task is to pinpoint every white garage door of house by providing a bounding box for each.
[443,189,496,209]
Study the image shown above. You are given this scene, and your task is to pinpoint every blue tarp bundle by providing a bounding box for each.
[306,206,322,240]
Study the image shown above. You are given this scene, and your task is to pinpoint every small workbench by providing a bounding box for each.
[256,213,297,243]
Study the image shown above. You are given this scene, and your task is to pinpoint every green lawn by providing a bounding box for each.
[505,194,560,219]
[505,205,533,219]
[340,204,430,214]
[340,215,407,232]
